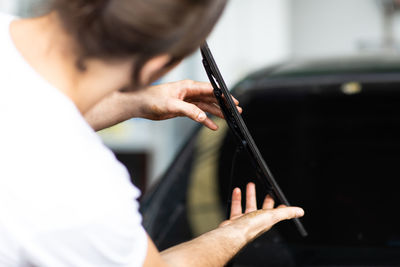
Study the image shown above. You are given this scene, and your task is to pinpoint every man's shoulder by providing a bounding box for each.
[0,12,14,24]
[0,13,16,69]
[0,12,15,45]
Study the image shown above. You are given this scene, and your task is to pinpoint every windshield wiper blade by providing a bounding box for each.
[201,42,308,237]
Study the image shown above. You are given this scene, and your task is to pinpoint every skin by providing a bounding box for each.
[160,183,304,267]
[10,11,305,267]
[85,80,242,131]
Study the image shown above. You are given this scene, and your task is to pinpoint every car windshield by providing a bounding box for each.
[141,73,400,266]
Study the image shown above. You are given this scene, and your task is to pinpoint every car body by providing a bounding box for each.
[140,56,400,266]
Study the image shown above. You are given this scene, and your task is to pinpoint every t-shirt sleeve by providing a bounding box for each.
[21,198,148,267]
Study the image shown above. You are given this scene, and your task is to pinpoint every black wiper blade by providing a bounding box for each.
[201,42,308,237]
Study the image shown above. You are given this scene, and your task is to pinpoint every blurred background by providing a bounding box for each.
[2,0,400,190]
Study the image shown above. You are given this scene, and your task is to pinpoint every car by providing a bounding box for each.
[139,55,400,266]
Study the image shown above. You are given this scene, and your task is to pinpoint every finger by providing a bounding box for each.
[245,182,257,213]
[173,102,218,131]
[221,94,239,106]
[187,101,242,120]
[169,99,208,123]
[277,204,287,209]
[230,187,242,219]
[231,96,240,105]
[188,96,240,107]
[187,96,219,105]
[202,117,219,131]
[269,207,305,224]
[194,102,224,119]
[262,195,275,210]
[179,80,215,98]
[179,80,240,106]
[169,100,218,131]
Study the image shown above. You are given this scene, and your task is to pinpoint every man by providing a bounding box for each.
[0,0,304,266]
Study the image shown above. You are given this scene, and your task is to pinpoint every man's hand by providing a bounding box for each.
[158,183,304,267]
[220,183,304,240]
[85,80,242,131]
[128,80,242,130]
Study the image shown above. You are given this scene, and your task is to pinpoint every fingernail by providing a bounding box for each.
[197,113,206,121]
[296,209,305,217]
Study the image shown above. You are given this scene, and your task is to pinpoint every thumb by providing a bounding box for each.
[241,207,305,241]
[268,207,304,224]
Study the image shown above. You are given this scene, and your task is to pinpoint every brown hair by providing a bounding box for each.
[51,0,227,87]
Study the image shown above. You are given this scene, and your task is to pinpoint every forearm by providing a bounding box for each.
[160,206,303,267]
[84,91,140,131]
[160,224,248,267]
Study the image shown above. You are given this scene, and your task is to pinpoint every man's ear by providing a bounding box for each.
[139,54,172,85]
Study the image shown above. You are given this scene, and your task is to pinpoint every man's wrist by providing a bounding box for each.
[216,221,251,251]
[114,91,143,119]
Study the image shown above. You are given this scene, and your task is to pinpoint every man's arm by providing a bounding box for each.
[144,183,304,267]
[84,80,241,131]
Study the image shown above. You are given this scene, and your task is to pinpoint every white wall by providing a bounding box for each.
[164,0,291,87]
[290,0,398,58]
[0,0,16,14]
[207,0,291,86]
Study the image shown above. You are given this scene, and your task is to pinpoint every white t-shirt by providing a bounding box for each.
[0,14,148,267]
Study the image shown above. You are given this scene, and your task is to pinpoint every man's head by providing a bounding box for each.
[51,0,227,88]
